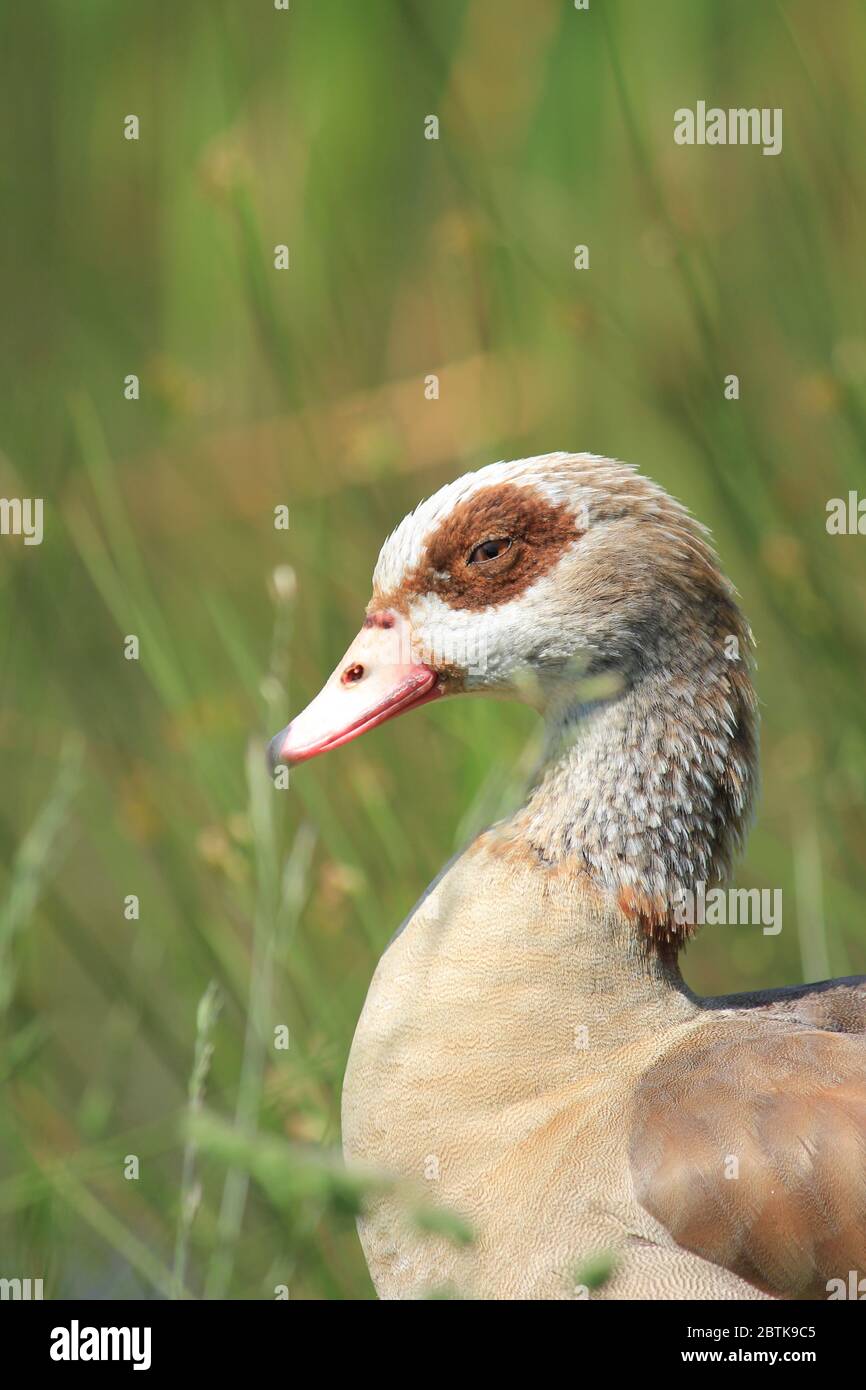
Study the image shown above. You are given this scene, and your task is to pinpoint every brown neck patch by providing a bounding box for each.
[383,482,582,612]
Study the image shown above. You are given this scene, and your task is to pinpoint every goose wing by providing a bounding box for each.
[629,987,866,1297]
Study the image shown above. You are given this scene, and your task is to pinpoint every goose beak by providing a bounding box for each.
[269,610,442,768]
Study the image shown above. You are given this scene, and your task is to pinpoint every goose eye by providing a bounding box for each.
[468,537,512,565]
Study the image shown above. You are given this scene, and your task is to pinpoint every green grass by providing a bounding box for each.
[1,0,865,1298]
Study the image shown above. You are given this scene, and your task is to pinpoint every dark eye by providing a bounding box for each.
[468,537,512,565]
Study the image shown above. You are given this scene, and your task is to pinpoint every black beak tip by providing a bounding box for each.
[267,726,289,775]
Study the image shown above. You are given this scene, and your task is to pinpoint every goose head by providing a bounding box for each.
[270,452,758,934]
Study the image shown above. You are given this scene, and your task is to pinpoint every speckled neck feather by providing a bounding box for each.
[510,594,758,945]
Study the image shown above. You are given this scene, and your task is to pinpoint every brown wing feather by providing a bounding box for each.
[629,999,866,1297]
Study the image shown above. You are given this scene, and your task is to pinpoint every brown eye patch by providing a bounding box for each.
[401,482,583,611]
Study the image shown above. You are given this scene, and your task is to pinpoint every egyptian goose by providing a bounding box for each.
[270,453,866,1300]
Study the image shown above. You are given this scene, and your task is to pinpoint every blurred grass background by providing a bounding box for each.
[1,0,865,1299]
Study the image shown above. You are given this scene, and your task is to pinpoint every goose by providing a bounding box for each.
[270,452,866,1300]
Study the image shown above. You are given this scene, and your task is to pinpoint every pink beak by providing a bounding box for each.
[269,610,442,768]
